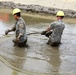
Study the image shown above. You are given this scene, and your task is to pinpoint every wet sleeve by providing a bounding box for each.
[50,22,56,29]
[10,25,16,31]
[18,23,25,36]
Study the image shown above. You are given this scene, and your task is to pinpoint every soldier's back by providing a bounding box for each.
[49,20,65,46]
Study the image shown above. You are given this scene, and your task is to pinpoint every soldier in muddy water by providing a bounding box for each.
[5,8,28,47]
[41,11,65,46]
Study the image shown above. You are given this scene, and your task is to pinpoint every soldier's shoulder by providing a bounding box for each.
[61,21,66,26]
[19,17,25,23]
[51,21,57,25]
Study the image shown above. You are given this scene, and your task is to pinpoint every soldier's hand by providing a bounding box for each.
[16,37,19,41]
[5,29,10,35]
[41,31,47,35]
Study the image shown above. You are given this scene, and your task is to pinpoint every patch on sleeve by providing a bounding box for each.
[19,24,24,28]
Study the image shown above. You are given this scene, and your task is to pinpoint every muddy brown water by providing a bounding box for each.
[0,12,76,75]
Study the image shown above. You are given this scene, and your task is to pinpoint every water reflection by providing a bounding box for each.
[47,47,61,72]
[12,47,26,68]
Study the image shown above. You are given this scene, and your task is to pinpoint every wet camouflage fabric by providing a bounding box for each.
[49,20,65,45]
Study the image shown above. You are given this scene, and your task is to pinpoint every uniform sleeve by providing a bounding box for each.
[18,23,25,36]
[50,22,56,29]
[10,25,16,31]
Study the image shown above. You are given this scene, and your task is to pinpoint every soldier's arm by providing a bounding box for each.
[45,27,50,32]
[50,22,56,30]
[41,22,55,35]
[5,25,16,35]
[17,23,25,39]
[9,25,16,31]
[45,22,55,32]
[41,25,52,35]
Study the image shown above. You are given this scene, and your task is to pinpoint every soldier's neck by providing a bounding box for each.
[16,17,20,21]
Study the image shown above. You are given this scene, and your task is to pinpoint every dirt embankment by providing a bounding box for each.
[0,2,76,18]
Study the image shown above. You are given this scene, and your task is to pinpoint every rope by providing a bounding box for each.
[27,32,41,35]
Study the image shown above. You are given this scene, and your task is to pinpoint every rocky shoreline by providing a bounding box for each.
[0,1,76,18]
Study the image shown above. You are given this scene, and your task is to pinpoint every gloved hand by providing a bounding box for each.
[41,31,47,35]
[12,38,19,43]
[45,31,52,37]
[16,37,19,41]
[5,29,10,35]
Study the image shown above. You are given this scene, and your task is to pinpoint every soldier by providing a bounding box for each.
[41,11,65,46]
[5,8,27,47]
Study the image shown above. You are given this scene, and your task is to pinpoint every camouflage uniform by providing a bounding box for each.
[12,17,27,46]
[48,20,65,46]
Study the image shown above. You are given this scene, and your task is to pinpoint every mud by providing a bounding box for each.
[0,9,76,75]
